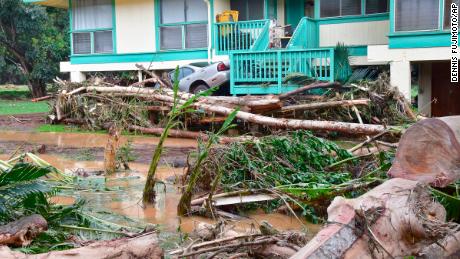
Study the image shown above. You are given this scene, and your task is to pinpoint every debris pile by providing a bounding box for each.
[48,71,414,137]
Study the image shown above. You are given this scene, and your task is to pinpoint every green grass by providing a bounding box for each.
[0,85,49,116]
[36,124,106,134]
[0,85,31,99]
[0,101,50,115]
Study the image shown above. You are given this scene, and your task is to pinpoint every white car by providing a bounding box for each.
[167,61,230,95]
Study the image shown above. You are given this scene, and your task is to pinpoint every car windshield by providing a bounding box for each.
[169,67,195,82]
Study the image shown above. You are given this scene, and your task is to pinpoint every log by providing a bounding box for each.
[128,125,255,144]
[278,82,342,100]
[281,99,370,112]
[291,179,456,259]
[31,95,53,102]
[0,232,163,259]
[66,86,390,135]
[0,214,48,247]
[135,64,171,89]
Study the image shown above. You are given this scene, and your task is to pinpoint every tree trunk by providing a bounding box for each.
[29,80,47,98]
[0,214,48,247]
[0,232,163,259]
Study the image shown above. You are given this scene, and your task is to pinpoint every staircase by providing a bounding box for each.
[216,17,335,95]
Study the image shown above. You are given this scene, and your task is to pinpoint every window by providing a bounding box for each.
[169,67,195,82]
[366,0,389,14]
[72,0,114,55]
[444,0,460,29]
[159,0,208,50]
[320,0,361,18]
[395,0,440,32]
[230,0,265,21]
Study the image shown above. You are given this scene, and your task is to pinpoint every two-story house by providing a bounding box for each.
[24,0,459,116]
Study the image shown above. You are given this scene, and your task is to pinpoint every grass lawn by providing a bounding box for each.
[0,100,50,115]
[0,85,50,115]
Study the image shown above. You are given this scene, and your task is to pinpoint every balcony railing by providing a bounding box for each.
[287,17,319,50]
[230,48,334,95]
[215,19,270,55]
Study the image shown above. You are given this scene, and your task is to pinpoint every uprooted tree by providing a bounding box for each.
[0,0,69,97]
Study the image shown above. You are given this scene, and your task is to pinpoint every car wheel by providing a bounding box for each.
[192,84,210,94]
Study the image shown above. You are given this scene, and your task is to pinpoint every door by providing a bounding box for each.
[285,0,305,28]
[431,61,460,117]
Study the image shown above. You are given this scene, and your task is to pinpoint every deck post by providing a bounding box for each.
[70,71,86,83]
[277,51,282,94]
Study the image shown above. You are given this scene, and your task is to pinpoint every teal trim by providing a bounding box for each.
[112,0,117,54]
[389,0,451,49]
[315,0,390,20]
[70,49,209,64]
[348,46,367,56]
[316,13,389,24]
[264,0,277,19]
[287,17,319,49]
[389,32,451,48]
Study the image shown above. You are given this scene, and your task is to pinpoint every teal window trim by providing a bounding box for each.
[155,0,209,52]
[69,0,117,56]
[315,0,390,20]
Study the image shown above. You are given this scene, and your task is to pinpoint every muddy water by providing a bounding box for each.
[0,130,319,238]
[0,130,197,148]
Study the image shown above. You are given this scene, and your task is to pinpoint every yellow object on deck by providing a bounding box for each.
[216,10,239,23]
[216,10,239,36]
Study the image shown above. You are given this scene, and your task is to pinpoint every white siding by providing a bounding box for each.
[214,0,231,17]
[319,20,389,47]
[115,0,156,53]
[277,0,285,25]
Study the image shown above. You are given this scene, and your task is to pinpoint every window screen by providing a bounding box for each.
[72,0,113,30]
[161,27,183,50]
[341,0,361,16]
[444,0,460,29]
[395,0,440,31]
[366,0,389,14]
[320,0,340,17]
[94,31,113,53]
[73,32,91,54]
[230,0,264,21]
[186,0,208,22]
[186,24,208,49]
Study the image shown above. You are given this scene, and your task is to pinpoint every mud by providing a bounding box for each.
[0,128,318,244]
[0,113,46,131]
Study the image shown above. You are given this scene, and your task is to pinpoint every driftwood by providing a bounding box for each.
[291,178,459,259]
[0,215,47,247]
[66,86,387,135]
[388,116,460,187]
[128,125,256,144]
[0,232,163,259]
[281,99,370,112]
[135,64,171,89]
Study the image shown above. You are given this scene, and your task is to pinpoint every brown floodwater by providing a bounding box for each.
[0,130,197,148]
[0,130,319,238]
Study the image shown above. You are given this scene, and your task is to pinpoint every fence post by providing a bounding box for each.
[329,48,335,82]
[277,51,282,94]
[230,52,235,96]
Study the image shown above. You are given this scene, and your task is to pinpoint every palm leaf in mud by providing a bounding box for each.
[0,163,55,222]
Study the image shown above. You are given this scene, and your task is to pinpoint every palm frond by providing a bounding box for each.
[0,163,53,186]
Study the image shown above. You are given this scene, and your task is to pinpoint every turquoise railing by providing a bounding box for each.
[215,20,270,55]
[230,48,334,95]
[287,17,319,50]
